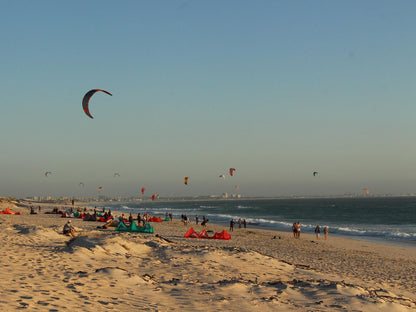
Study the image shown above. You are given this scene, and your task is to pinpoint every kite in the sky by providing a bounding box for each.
[113,173,120,178]
[313,171,318,177]
[45,171,52,177]
[229,168,236,176]
[82,89,112,119]
[219,174,226,179]
[98,186,104,192]
[184,177,190,185]
[151,194,158,201]
[79,182,85,187]
[363,188,370,195]
[141,187,146,195]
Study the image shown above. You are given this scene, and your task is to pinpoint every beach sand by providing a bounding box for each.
[0,200,415,311]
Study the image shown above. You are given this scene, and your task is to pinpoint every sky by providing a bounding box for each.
[1,0,416,198]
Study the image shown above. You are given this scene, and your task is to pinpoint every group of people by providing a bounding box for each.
[188,214,209,227]
[181,214,190,225]
[292,222,329,239]
[229,218,247,231]
[292,222,301,238]
[314,225,329,240]
[63,207,159,237]
[61,204,332,241]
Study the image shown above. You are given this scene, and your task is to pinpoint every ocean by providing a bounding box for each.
[96,197,416,246]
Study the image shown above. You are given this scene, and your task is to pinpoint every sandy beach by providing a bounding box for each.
[0,199,415,311]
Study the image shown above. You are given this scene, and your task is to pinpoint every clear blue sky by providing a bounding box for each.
[1,1,416,198]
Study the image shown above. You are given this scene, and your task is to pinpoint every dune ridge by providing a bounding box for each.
[0,201,415,311]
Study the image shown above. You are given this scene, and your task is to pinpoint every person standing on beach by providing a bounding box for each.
[201,216,208,228]
[238,218,242,228]
[243,219,247,228]
[324,226,329,239]
[196,215,199,225]
[292,223,297,238]
[296,222,301,238]
[230,219,234,232]
[315,225,320,239]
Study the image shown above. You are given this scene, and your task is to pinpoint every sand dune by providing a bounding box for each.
[0,201,415,311]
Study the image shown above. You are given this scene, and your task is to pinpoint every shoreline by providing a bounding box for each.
[1,200,415,311]
[85,200,416,249]
[202,220,416,248]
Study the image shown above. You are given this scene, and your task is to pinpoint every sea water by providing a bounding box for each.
[97,197,416,246]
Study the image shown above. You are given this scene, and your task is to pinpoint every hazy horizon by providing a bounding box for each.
[2,1,416,198]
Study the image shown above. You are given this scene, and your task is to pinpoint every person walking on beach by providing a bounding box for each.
[315,225,320,239]
[230,219,234,232]
[324,226,329,240]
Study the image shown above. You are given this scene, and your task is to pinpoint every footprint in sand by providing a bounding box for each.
[18,302,29,308]
[20,296,33,300]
